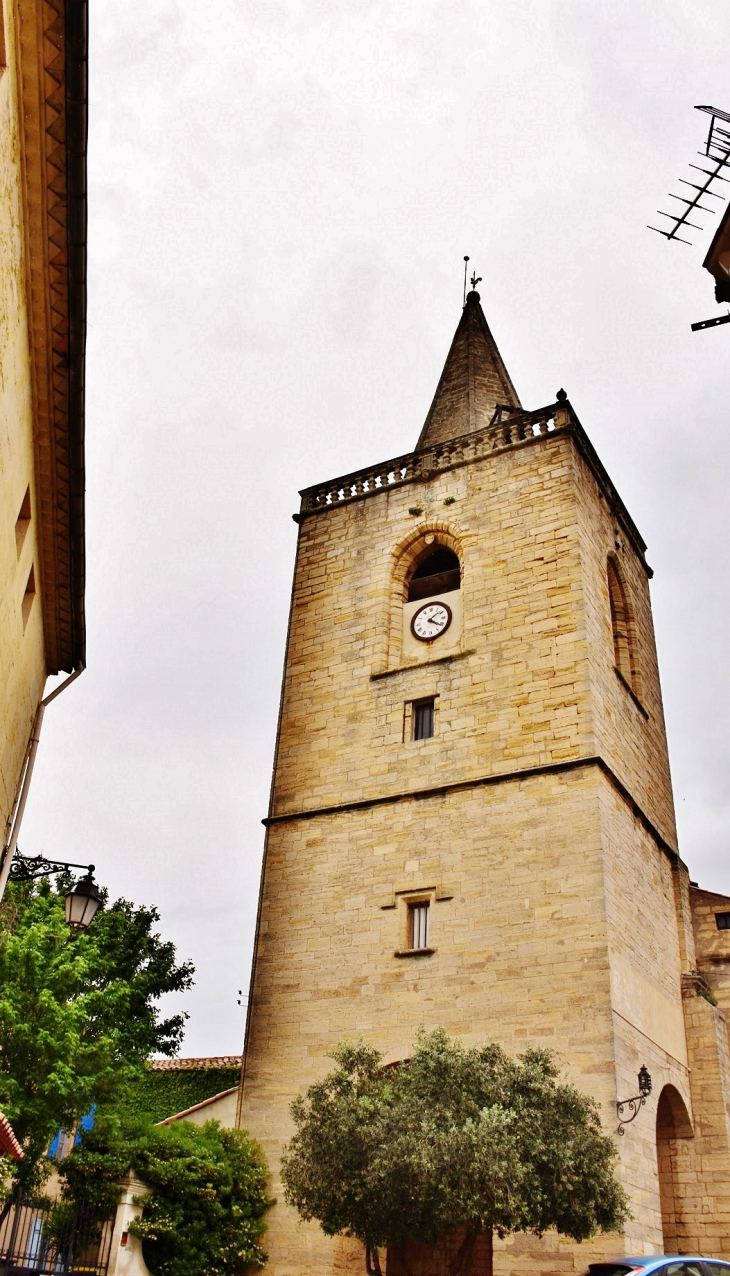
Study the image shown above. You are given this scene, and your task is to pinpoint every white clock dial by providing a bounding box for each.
[411,601,452,642]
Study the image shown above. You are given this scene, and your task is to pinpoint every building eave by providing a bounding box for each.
[702,199,730,303]
[15,0,87,674]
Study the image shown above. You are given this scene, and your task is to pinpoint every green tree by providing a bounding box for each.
[0,877,194,1202]
[281,1028,629,1276]
[58,1112,272,1276]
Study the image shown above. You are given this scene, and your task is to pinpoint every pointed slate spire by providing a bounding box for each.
[416,290,521,450]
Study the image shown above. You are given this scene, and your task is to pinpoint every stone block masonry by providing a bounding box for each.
[238,296,730,1275]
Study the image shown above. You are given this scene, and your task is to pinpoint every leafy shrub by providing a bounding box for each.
[60,1114,272,1276]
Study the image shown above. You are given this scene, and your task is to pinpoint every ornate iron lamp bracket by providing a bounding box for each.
[8,852,95,883]
[616,1065,652,1135]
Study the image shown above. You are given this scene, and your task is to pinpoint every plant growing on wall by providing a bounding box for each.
[0,878,194,1205]
[59,1113,272,1276]
[129,1064,242,1125]
[281,1027,629,1276]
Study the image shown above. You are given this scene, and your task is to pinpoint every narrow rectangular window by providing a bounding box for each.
[413,699,435,740]
[15,486,31,558]
[409,902,429,950]
[715,912,730,930]
[21,564,35,630]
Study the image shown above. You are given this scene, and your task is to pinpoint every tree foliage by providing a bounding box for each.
[59,1112,272,1276]
[0,877,194,1198]
[281,1028,629,1276]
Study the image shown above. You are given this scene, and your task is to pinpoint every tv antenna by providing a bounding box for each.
[649,105,730,331]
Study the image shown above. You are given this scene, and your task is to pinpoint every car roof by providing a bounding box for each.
[604,1262,730,1270]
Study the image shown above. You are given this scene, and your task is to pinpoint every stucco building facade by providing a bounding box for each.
[0,0,87,879]
[238,288,730,1274]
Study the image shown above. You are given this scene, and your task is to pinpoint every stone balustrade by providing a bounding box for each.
[299,400,571,515]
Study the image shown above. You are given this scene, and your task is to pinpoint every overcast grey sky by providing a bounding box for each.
[23,0,730,1055]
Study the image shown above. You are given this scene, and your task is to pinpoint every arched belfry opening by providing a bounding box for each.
[387,529,464,668]
[607,555,641,697]
[407,546,461,602]
[656,1085,693,1253]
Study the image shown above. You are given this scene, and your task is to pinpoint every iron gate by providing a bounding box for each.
[0,1198,114,1276]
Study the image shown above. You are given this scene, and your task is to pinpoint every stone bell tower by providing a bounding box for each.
[238,289,730,1275]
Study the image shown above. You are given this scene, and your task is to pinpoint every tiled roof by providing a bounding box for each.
[0,1112,23,1161]
[149,1056,242,1071]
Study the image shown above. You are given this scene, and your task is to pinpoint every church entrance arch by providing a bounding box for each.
[656,1085,693,1253]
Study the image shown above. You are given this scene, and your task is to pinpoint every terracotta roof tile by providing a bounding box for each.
[0,1112,23,1161]
[149,1056,241,1071]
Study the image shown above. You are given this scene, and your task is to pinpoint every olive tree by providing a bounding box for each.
[281,1027,629,1276]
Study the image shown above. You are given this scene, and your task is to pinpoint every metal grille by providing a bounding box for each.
[410,903,429,950]
[0,1197,114,1276]
[413,700,435,740]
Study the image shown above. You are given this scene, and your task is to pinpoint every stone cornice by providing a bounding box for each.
[15,0,86,673]
[298,400,651,577]
[263,752,679,862]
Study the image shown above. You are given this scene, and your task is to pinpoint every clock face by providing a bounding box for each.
[411,601,452,642]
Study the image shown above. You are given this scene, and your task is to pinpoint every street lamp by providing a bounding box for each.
[64,871,102,932]
[9,852,103,932]
[616,1065,652,1135]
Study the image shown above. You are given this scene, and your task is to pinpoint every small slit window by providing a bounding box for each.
[715,912,730,930]
[22,564,35,630]
[409,902,429,950]
[413,699,435,740]
[15,487,31,558]
[408,548,460,603]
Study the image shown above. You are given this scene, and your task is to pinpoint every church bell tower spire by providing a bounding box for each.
[237,284,730,1276]
[416,286,521,450]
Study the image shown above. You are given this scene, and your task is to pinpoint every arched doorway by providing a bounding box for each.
[656,1085,693,1253]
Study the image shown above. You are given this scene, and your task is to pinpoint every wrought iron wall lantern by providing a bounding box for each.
[616,1065,652,1135]
[9,852,102,932]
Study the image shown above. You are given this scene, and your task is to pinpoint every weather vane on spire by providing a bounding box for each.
[463,257,482,306]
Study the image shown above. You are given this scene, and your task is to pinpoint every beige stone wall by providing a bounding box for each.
[241,425,726,1274]
[573,446,677,850]
[690,887,730,1015]
[242,762,700,1274]
[680,994,730,1255]
[272,434,593,819]
[0,2,47,837]
[244,770,624,1275]
[165,1088,238,1129]
[600,782,693,1254]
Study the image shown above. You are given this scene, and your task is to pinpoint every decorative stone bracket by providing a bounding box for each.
[681,969,715,999]
[379,886,454,910]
